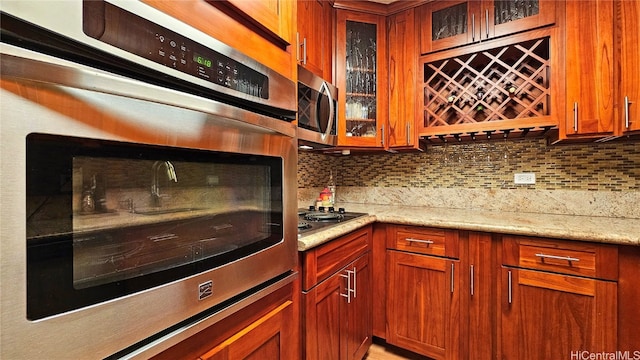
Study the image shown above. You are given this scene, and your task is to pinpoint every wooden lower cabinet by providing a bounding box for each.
[151,282,297,360]
[301,226,373,360]
[500,267,617,359]
[303,253,371,360]
[200,300,295,360]
[386,250,461,359]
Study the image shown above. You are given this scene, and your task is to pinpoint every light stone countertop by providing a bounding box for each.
[297,203,640,251]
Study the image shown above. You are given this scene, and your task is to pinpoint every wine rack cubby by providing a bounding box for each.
[421,37,552,136]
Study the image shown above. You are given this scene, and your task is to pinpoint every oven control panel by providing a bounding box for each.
[83,1,268,99]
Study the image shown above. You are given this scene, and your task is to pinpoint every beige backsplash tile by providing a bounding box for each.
[298,138,640,219]
[298,187,640,218]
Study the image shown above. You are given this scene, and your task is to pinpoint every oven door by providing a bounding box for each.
[0,44,297,359]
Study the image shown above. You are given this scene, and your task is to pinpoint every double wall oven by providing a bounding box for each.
[1,1,297,359]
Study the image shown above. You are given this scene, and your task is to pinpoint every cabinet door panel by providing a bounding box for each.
[618,0,640,132]
[489,0,557,39]
[387,250,460,359]
[420,0,479,54]
[200,300,295,360]
[388,9,417,149]
[565,0,615,136]
[346,254,372,360]
[303,274,344,360]
[501,268,617,360]
[297,0,326,78]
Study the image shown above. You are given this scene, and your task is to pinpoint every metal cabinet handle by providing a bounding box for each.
[535,253,580,263]
[340,271,352,303]
[625,96,632,129]
[406,123,411,145]
[406,238,435,245]
[470,265,475,296]
[296,32,300,62]
[507,270,512,304]
[381,125,385,147]
[573,102,579,132]
[352,267,357,299]
[303,37,307,66]
[450,263,455,293]
[472,14,476,42]
[485,9,489,39]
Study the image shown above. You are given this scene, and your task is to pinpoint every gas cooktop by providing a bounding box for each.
[297,207,368,237]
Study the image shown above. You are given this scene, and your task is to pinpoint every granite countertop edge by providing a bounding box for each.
[297,203,640,251]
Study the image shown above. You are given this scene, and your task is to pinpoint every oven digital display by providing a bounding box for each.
[193,53,213,68]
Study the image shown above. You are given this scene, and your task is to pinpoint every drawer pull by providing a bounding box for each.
[406,238,434,245]
[535,253,580,263]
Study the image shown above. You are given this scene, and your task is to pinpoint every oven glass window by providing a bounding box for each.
[26,134,283,320]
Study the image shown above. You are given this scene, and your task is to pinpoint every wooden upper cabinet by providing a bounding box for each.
[616,0,640,134]
[336,10,388,148]
[387,8,419,150]
[562,0,640,139]
[214,0,294,46]
[297,0,332,80]
[564,0,615,137]
[418,0,557,54]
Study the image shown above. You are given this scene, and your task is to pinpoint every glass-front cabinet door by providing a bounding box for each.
[419,0,557,54]
[336,10,387,148]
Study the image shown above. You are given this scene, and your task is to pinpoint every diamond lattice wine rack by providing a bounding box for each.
[420,37,556,141]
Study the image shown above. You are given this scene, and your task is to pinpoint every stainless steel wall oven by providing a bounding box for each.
[1,1,297,359]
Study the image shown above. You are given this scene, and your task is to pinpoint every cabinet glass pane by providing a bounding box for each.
[494,0,540,25]
[432,3,468,41]
[345,20,377,138]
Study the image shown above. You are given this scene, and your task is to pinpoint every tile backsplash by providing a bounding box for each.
[298,138,640,218]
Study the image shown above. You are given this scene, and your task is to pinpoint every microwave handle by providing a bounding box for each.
[319,81,335,140]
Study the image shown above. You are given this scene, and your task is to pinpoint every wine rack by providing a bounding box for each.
[421,37,551,135]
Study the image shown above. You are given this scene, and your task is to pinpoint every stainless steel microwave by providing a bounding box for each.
[297,65,338,149]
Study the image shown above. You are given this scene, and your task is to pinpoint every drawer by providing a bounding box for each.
[300,225,371,291]
[502,235,618,281]
[388,225,459,258]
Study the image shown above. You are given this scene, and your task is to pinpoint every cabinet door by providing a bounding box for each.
[486,0,557,39]
[303,272,344,360]
[419,0,480,54]
[387,8,418,149]
[297,0,327,79]
[618,0,640,133]
[501,268,617,359]
[221,0,292,45]
[200,300,295,360]
[387,250,460,359]
[346,254,372,360]
[468,232,495,360]
[565,0,615,136]
[336,10,387,148]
